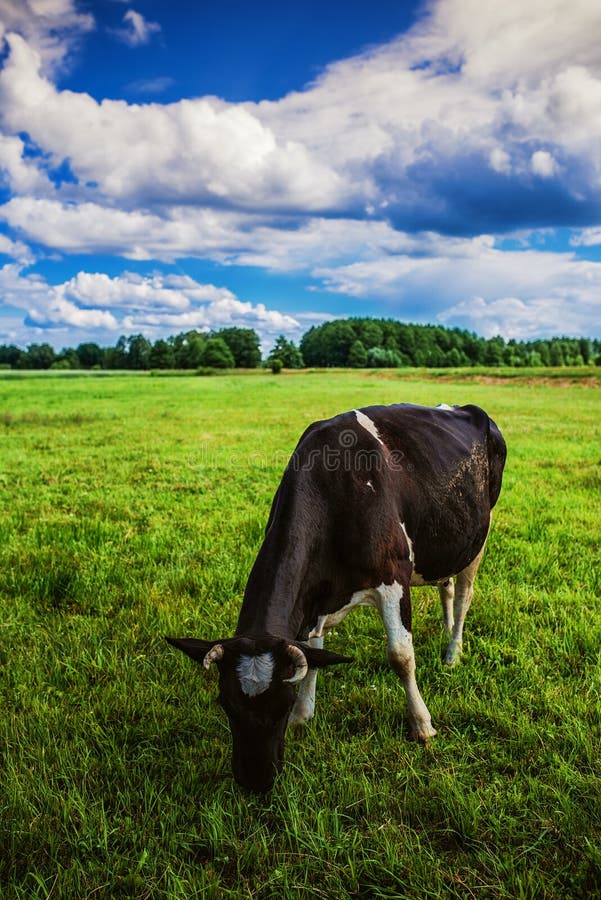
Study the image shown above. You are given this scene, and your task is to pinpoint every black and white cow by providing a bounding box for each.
[167,402,506,792]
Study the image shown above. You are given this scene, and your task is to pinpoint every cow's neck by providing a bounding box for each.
[235,533,313,640]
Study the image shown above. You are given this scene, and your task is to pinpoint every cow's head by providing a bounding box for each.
[166,634,350,792]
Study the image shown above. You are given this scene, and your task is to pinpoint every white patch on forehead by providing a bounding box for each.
[354,409,384,445]
[436,403,453,410]
[237,653,275,697]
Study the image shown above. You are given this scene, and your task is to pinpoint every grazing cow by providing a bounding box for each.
[167,402,506,792]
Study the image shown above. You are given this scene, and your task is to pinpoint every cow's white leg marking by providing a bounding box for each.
[354,410,384,445]
[289,634,323,725]
[376,581,436,741]
[290,590,378,726]
[439,578,455,632]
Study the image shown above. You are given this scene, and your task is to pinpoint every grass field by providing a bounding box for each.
[1,371,599,898]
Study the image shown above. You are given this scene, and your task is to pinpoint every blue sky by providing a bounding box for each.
[0,0,600,352]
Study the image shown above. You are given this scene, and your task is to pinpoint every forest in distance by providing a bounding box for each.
[1,317,600,371]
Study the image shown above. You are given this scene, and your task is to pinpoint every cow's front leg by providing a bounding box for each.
[377,580,436,742]
[439,578,454,631]
[289,634,323,725]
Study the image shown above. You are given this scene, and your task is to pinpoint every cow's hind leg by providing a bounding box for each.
[377,579,436,742]
[444,547,485,666]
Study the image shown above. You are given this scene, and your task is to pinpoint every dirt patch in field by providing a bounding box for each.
[360,371,601,387]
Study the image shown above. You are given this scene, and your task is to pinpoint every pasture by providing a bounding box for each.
[0,371,599,898]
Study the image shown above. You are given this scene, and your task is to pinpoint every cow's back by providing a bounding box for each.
[283,403,506,585]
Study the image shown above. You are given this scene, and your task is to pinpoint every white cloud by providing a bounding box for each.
[313,235,601,338]
[489,147,511,175]
[0,230,34,264]
[0,133,55,196]
[27,296,118,329]
[0,33,346,211]
[531,150,558,178]
[126,76,175,95]
[1,0,600,227]
[0,196,418,268]
[0,0,94,75]
[0,197,257,262]
[0,264,303,346]
[1,0,601,344]
[438,295,600,340]
[112,10,161,47]
[570,228,601,247]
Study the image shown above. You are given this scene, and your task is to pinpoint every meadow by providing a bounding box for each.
[0,370,599,899]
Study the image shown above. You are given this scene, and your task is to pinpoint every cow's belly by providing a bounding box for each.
[410,570,452,587]
[308,587,380,638]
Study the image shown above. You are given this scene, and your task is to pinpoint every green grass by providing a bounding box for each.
[0,372,599,898]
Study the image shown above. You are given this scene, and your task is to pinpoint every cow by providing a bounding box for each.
[167,402,506,793]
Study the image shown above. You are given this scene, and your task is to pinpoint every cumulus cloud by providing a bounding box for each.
[0,0,94,75]
[0,230,34,264]
[1,0,601,342]
[1,0,600,232]
[490,148,512,175]
[0,197,417,268]
[0,264,303,346]
[570,227,601,247]
[0,33,346,212]
[438,295,601,340]
[111,10,161,47]
[313,235,601,338]
[531,150,558,178]
[257,0,601,232]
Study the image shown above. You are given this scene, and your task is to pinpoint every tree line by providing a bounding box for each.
[1,320,599,370]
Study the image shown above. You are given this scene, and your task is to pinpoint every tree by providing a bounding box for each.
[367,346,402,367]
[322,322,357,366]
[54,348,80,369]
[149,339,175,369]
[23,343,55,369]
[445,347,467,368]
[171,331,207,368]
[201,337,235,368]
[216,328,261,367]
[105,336,128,369]
[0,344,24,367]
[267,335,304,368]
[549,341,565,366]
[127,334,152,370]
[357,320,383,349]
[76,342,104,368]
[484,336,505,366]
[348,339,367,368]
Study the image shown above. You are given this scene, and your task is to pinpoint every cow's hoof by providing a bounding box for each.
[444,641,462,667]
[288,706,314,726]
[410,722,437,742]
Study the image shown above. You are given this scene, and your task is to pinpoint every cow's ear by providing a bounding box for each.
[299,646,353,669]
[165,637,221,663]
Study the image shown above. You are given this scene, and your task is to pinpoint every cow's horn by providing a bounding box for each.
[283,644,308,684]
[203,644,224,670]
